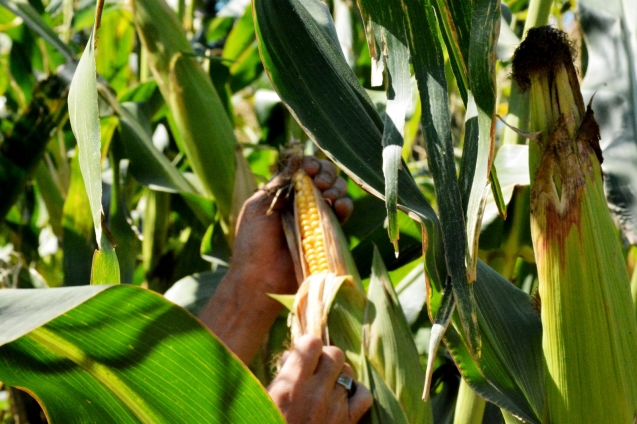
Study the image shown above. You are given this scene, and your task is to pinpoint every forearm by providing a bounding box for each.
[199,268,286,365]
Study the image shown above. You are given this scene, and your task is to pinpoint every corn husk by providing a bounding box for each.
[513,27,637,423]
[276,150,362,346]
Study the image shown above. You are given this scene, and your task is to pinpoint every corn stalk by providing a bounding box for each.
[513,26,637,423]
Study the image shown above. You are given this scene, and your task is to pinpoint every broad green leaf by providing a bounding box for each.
[132,0,237,222]
[394,261,427,326]
[446,261,544,423]
[107,99,216,225]
[254,0,543,419]
[402,0,479,356]
[68,30,103,247]
[580,1,637,244]
[364,247,432,423]
[0,285,285,423]
[222,4,254,61]
[358,0,411,254]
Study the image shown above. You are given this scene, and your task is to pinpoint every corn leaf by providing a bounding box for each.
[68,30,103,247]
[431,0,470,103]
[0,285,285,423]
[402,0,479,357]
[67,15,120,285]
[461,0,500,281]
[358,0,411,255]
[364,247,432,423]
[361,358,410,424]
[254,0,544,420]
[349,206,423,279]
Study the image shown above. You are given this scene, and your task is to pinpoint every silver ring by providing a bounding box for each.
[336,374,354,394]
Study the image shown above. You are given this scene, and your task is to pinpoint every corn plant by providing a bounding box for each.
[0,0,636,423]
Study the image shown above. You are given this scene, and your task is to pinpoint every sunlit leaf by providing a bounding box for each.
[0,285,285,423]
[68,30,103,246]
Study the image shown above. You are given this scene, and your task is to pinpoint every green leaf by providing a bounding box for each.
[68,30,103,247]
[458,0,500,282]
[358,0,411,255]
[0,285,285,423]
[268,294,297,312]
[447,261,544,423]
[402,0,479,356]
[361,358,410,424]
[350,207,423,279]
[91,229,120,285]
[364,247,432,423]
[431,0,470,103]
[108,150,142,285]
[108,99,217,224]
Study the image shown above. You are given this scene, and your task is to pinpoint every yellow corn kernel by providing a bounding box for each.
[295,171,329,275]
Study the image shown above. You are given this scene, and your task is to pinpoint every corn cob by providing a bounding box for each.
[294,171,329,276]
[273,149,362,349]
[512,27,637,423]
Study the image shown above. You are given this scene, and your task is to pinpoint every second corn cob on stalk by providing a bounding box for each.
[512,27,637,423]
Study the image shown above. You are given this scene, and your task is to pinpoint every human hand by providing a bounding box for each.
[200,157,353,364]
[268,335,372,424]
[229,156,353,296]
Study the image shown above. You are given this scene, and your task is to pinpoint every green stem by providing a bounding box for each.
[523,0,553,34]
[501,0,554,146]
[453,379,486,424]
[630,246,637,320]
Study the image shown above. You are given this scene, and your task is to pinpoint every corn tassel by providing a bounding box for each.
[512,27,637,423]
